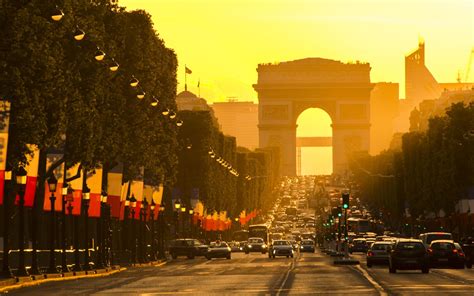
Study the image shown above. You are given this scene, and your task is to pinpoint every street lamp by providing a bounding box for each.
[73,27,85,41]
[94,48,106,61]
[16,167,28,277]
[108,59,119,72]
[175,200,181,210]
[46,174,58,274]
[129,195,137,264]
[51,7,64,21]
[130,76,139,87]
[82,186,91,270]
[60,184,70,273]
[141,197,149,263]
[158,203,166,258]
[150,200,157,261]
[0,171,12,278]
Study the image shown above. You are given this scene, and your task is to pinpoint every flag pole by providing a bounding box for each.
[198,79,201,98]
[184,64,187,91]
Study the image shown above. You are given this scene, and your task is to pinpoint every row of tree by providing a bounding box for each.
[175,110,279,219]
[350,102,474,229]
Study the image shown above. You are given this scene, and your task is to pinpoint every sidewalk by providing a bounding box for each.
[0,260,167,293]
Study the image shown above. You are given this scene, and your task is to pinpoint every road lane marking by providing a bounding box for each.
[349,265,388,296]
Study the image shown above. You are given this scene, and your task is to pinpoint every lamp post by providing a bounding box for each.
[16,168,29,277]
[158,204,166,259]
[72,190,81,272]
[181,206,186,238]
[0,171,12,278]
[99,192,109,268]
[141,197,149,263]
[174,200,181,237]
[189,209,194,238]
[45,174,58,274]
[122,195,130,265]
[95,192,106,269]
[82,187,91,271]
[60,184,72,273]
[150,200,157,261]
[129,195,137,264]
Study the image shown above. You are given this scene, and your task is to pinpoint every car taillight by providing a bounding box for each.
[367,251,374,257]
[427,248,433,254]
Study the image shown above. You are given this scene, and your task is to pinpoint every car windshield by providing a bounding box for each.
[302,241,313,245]
[426,234,452,244]
[210,242,228,248]
[249,238,263,243]
[273,240,290,246]
[396,242,424,250]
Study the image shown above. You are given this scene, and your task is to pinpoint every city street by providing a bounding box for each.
[7,250,473,295]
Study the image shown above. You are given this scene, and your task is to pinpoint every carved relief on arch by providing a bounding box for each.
[261,105,289,121]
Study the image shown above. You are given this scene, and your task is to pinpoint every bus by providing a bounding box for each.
[232,230,249,242]
[248,224,269,243]
[347,217,371,233]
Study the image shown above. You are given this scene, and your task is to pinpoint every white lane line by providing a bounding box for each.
[275,252,300,295]
[350,265,388,296]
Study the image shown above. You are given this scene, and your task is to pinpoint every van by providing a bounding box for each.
[419,232,453,247]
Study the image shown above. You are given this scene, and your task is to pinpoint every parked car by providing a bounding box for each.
[269,240,294,258]
[169,239,209,259]
[460,237,473,268]
[389,239,430,273]
[350,238,368,254]
[300,240,315,253]
[245,237,268,254]
[366,242,393,267]
[428,240,465,269]
[206,241,232,260]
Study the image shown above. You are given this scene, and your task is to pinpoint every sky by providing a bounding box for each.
[120,0,472,174]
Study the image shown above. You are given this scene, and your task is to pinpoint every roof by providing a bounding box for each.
[176,90,198,99]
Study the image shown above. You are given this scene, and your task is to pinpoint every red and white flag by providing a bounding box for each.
[87,168,102,217]
[15,145,39,207]
[107,163,123,218]
[0,101,10,205]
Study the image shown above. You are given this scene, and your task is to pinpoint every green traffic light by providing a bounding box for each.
[343,204,348,209]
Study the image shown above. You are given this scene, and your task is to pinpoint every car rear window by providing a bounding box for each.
[372,244,390,250]
[431,242,454,250]
[249,238,263,243]
[426,234,452,244]
[396,242,424,250]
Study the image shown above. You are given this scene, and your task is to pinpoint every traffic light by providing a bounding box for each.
[342,192,350,209]
[337,206,342,217]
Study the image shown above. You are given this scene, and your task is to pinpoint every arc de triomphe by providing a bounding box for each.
[253,58,373,176]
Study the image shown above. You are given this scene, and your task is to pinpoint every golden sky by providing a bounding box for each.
[120,0,472,174]
[120,0,473,102]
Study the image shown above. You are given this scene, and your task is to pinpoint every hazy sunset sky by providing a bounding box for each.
[120,0,472,174]
[120,0,472,101]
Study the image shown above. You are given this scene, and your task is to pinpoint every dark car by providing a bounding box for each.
[245,237,268,254]
[367,242,393,267]
[300,240,315,253]
[389,239,429,273]
[169,239,209,259]
[206,241,232,260]
[350,238,368,254]
[269,240,294,258]
[460,237,473,268]
[428,240,465,269]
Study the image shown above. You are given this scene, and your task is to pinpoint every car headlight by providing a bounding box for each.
[300,246,304,249]
[273,250,276,254]
[227,247,231,251]
[248,245,252,248]
[262,244,267,248]
[239,247,243,250]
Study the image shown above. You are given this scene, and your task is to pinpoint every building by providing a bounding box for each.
[211,100,258,150]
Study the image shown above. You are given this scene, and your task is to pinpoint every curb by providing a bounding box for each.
[0,267,125,293]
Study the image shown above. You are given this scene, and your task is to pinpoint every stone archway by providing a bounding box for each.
[253,58,373,176]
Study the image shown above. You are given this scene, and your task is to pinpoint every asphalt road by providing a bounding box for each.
[6,250,474,295]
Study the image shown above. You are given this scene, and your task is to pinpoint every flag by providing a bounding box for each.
[15,145,39,207]
[107,163,123,218]
[0,101,10,205]
[130,167,144,220]
[197,79,200,88]
[185,66,192,74]
[43,153,64,212]
[68,163,83,216]
[119,181,130,220]
[87,168,102,217]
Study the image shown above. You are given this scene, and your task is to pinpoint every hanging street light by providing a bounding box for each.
[51,7,64,22]
[109,59,119,72]
[169,111,176,119]
[176,120,183,127]
[161,108,170,116]
[151,97,159,107]
[94,48,106,61]
[130,76,139,87]
[73,27,85,41]
[137,89,145,100]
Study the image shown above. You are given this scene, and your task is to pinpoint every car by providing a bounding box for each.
[419,232,453,248]
[428,240,465,269]
[350,238,368,254]
[206,241,232,260]
[245,237,268,254]
[169,239,209,259]
[300,240,315,253]
[460,237,473,268]
[389,239,430,273]
[269,240,294,258]
[366,242,393,267]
